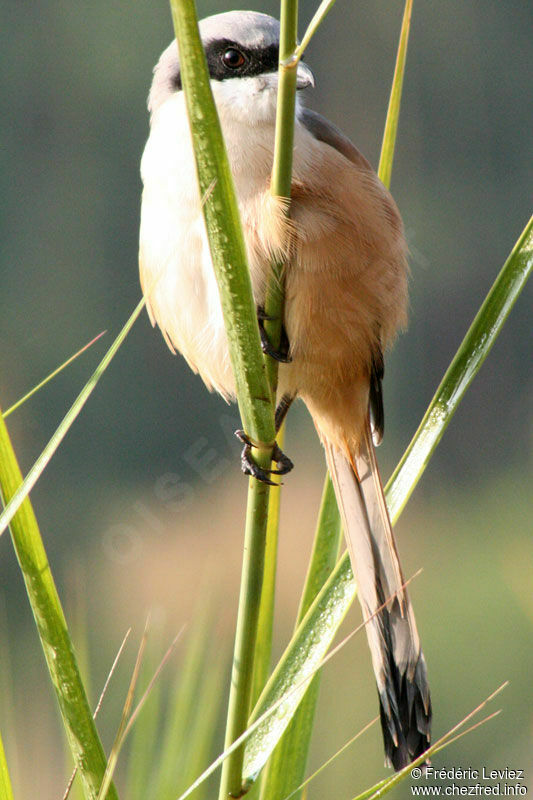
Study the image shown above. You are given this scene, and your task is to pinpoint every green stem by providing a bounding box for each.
[219,472,272,797]
[221,1,299,794]
[259,476,342,800]
[166,1,298,796]
[263,0,299,392]
[377,0,413,189]
[168,0,275,449]
[165,5,280,793]
[248,0,300,726]
[272,0,298,199]
[237,4,299,793]
[0,413,117,800]
[250,428,285,709]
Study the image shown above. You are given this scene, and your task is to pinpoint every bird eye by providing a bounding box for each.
[222,48,246,69]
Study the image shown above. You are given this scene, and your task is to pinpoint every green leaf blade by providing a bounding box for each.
[0,730,14,800]
[2,331,106,420]
[0,299,145,539]
[243,552,354,786]
[387,213,533,522]
[0,414,117,800]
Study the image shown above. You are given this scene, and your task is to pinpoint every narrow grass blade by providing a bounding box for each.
[0,731,14,800]
[63,630,131,800]
[281,716,379,800]
[97,626,183,800]
[0,425,117,799]
[281,706,499,800]
[94,631,132,719]
[387,214,533,521]
[352,683,508,800]
[259,476,342,800]
[2,331,106,419]
[96,620,151,800]
[295,0,340,61]
[125,648,162,800]
[377,0,413,189]
[122,629,183,742]
[153,617,212,799]
[243,553,355,785]
[175,580,410,800]
[153,623,224,800]
[173,654,226,800]
[0,298,145,538]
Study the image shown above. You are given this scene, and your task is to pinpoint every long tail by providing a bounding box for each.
[324,423,431,770]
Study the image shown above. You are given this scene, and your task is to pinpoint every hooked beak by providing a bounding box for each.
[296,61,315,90]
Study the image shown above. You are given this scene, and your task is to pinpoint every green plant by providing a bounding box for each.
[0,1,531,798]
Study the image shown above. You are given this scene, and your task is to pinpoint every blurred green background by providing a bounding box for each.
[0,0,532,797]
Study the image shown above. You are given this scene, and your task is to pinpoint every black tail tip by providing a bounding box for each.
[379,659,432,771]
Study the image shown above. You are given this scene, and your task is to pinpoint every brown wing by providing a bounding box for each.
[299,109,401,445]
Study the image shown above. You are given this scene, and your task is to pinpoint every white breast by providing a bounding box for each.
[140,93,229,395]
[139,87,280,399]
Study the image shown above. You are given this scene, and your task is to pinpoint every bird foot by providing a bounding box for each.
[235,430,294,485]
[257,306,292,363]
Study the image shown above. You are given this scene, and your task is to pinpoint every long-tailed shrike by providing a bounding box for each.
[139,10,431,770]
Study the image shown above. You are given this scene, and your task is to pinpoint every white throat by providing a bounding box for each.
[142,76,305,203]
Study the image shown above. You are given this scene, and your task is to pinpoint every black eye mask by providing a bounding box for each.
[172,39,279,90]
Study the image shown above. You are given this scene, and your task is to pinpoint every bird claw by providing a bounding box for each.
[235,430,294,485]
[257,306,292,363]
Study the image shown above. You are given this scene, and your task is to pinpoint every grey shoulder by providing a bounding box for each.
[299,107,373,172]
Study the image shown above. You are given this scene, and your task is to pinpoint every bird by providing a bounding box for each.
[139,9,431,770]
